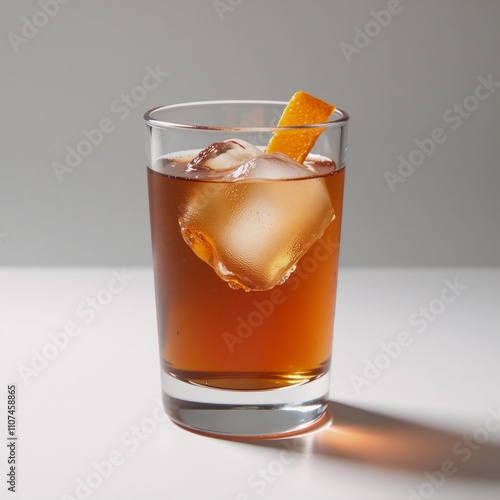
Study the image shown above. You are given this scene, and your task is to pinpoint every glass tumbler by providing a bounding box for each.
[144,100,348,438]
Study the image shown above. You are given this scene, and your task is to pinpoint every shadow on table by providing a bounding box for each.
[253,401,500,481]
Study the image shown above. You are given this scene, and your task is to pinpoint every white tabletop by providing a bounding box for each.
[1,267,499,500]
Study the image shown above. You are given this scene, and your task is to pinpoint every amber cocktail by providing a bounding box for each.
[144,98,349,438]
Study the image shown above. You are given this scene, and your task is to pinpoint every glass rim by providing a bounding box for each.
[143,100,349,132]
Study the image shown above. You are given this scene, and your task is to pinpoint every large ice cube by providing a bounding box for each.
[179,143,335,291]
[224,152,316,181]
[186,139,263,173]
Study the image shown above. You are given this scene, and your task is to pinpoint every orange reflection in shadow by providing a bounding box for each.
[251,402,500,481]
[314,403,453,471]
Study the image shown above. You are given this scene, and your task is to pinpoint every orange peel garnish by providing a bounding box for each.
[266,91,335,163]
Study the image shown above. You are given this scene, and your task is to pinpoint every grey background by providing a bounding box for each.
[1,0,499,267]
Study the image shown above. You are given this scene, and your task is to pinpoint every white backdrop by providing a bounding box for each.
[1,0,499,266]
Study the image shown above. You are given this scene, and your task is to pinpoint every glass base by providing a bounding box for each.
[161,370,331,439]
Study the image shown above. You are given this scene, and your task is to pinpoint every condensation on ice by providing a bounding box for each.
[179,140,335,291]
